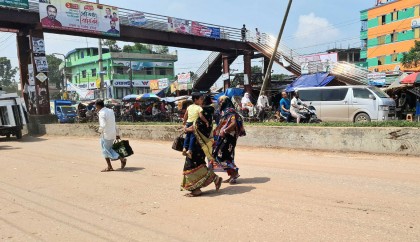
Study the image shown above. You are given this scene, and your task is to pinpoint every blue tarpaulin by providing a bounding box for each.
[285,72,335,92]
[213,88,244,100]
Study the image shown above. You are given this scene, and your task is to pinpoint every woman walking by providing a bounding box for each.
[194,95,215,161]
[181,95,222,197]
[213,96,246,184]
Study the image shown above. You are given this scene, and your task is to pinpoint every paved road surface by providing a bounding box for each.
[0,136,419,241]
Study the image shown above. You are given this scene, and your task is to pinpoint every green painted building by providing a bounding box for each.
[62,47,177,99]
[360,0,420,72]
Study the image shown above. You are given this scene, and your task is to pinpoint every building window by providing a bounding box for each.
[116,67,124,75]
[415,28,420,38]
[378,15,386,25]
[159,69,166,75]
[361,40,367,50]
[74,75,78,83]
[378,56,385,66]
[91,68,97,77]
[391,11,398,21]
[391,53,398,62]
[82,70,87,78]
[145,67,153,75]
[377,35,386,45]
[361,21,367,31]
[92,49,98,56]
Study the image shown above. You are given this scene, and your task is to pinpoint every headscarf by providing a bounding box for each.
[218,95,235,113]
[216,96,246,137]
[241,93,251,105]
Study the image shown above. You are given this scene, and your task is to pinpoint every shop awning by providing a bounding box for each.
[285,72,335,92]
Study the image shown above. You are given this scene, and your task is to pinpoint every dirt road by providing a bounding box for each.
[0,136,419,241]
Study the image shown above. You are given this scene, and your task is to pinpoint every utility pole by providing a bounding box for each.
[97,0,104,99]
[260,0,293,96]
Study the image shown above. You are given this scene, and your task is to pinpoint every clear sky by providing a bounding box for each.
[0,0,376,77]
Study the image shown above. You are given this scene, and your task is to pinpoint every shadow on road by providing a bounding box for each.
[0,145,22,150]
[236,177,271,184]
[0,135,47,143]
[204,185,256,197]
[117,167,145,172]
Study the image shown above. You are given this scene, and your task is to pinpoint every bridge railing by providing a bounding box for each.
[27,0,243,42]
[191,52,221,86]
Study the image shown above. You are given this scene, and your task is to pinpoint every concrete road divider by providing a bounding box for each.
[39,124,420,155]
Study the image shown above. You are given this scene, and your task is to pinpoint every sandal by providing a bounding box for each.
[184,189,202,197]
[101,167,114,172]
[215,177,223,191]
[223,177,232,183]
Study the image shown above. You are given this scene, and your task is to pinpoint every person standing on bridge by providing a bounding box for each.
[95,99,127,172]
[241,24,247,42]
[41,5,62,28]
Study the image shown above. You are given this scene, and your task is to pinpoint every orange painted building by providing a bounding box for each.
[360,0,420,72]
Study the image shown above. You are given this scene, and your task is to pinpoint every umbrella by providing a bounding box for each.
[136,93,160,101]
[122,94,142,102]
[400,72,420,85]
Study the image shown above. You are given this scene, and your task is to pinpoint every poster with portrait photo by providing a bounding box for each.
[34,56,49,72]
[32,37,46,54]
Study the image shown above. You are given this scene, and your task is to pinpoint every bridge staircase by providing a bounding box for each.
[192,52,238,91]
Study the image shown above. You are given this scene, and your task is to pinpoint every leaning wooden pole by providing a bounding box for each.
[260,0,293,96]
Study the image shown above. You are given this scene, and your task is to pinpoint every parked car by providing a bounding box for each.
[295,86,396,122]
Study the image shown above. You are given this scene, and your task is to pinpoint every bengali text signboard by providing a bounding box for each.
[191,21,220,39]
[39,0,120,37]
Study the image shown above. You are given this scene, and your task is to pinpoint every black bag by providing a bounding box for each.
[112,139,134,158]
[172,133,185,152]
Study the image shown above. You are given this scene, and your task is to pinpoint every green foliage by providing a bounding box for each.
[0,57,18,87]
[154,45,169,54]
[102,39,120,52]
[401,40,420,68]
[251,65,262,74]
[46,55,63,89]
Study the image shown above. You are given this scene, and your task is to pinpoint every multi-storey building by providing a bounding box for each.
[360,0,420,72]
[62,47,177,99]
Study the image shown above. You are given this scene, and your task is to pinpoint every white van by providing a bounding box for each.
[0,91,28,139]
[296,86,396,122]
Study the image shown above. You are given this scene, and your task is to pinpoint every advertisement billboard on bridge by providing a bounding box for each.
[0,0,29,9]
[191,21,221,39]
[298,52,338,75]
[38,0,120,37]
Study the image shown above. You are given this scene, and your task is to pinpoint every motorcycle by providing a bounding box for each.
[281,104,321,123]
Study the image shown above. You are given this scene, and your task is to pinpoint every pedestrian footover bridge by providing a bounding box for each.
[0,0,369,116]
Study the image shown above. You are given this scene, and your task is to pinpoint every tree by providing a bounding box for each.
[251,65,262,74]
[0,57,18,87]
[155,45,169,54]
[102,39,120,52]
[46,55,63,89]
[401,40,420,69]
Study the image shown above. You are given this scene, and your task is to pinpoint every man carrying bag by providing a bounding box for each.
[95,99,128,172]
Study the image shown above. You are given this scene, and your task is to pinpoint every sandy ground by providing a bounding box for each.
[0,135,419,242]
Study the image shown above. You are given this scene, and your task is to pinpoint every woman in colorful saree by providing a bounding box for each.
[213,96,246,184]
[181,141,222,197]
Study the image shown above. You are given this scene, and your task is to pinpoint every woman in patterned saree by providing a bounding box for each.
[213,96,246,184]
[181,96,222,197]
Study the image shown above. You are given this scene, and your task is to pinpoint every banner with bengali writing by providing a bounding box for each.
[39,0,120,37]
[191,21,220,39]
